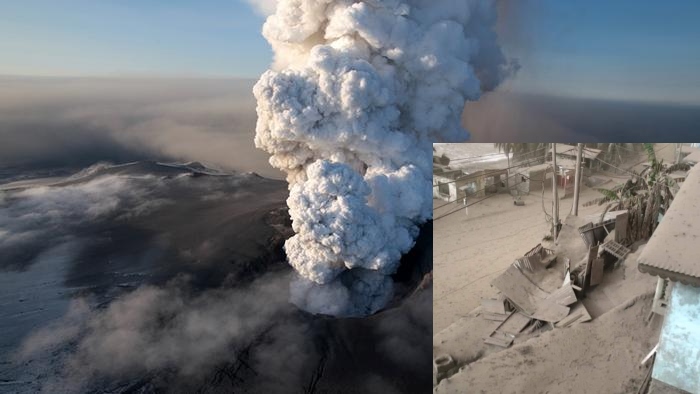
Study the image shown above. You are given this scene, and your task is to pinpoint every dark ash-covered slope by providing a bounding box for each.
[0,161,431,393]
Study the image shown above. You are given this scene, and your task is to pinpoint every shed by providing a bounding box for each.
[515,163,553,194]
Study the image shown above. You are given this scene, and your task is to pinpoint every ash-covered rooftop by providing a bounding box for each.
[638,164,700,286]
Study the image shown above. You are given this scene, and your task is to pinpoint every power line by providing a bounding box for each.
[628,143,671,168]
[433,156,546,189]
[592,156,637,176]
[433,169,541,220]
[434,161,555,226]
[448,151,509,163]
[432,160,545,213]
[446,145,548,164]
[433,171,534,211]
[591,143,671,176]
[433,192,501,221]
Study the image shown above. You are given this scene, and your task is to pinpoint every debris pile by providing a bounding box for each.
[480,209,632,349]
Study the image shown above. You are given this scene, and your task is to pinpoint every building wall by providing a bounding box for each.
[433,175,472,202]
[433,175,456,202]
[516,168,553,194]
[434,169,508,201]
[652,283,700,393]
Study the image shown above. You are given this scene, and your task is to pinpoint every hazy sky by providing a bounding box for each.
[504,0,700,104]
[0,0,270,78]
[3,1,700,104]
[2,0,700,102]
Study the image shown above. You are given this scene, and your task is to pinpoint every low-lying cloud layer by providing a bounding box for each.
[0,174,163,270]
[0,163,280,273]
[0,77,281,179]
[18,272,314,393]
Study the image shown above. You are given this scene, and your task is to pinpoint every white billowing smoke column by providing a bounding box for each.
[253,0,513,316]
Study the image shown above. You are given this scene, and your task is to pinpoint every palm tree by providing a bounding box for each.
[584,144,690,242]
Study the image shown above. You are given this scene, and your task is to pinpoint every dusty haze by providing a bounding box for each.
[0,76,282,179]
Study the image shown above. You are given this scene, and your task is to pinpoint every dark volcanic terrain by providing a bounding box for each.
[0,162,431,393]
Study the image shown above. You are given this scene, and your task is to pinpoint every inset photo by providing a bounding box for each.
[433,143,700,393]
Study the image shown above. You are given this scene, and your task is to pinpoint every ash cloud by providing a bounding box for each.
[0,77,281,180]
[254,0,515,316]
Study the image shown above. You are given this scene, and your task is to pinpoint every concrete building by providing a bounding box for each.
[514,163,554,195]
[637,164,700,393]
[433,167,467,202]
[433,165,508,202]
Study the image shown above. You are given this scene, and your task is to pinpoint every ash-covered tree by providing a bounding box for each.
[585,143,690,243]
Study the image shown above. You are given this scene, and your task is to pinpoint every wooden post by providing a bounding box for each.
[552,143,559,240]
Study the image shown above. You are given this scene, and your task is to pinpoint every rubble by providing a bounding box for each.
[555,303,592,328]
[480,296,511,321]
[433,207,658,388]
[481,208,639,349]
[490,263,570,323]
[484,312,532,348]
[602,240,631,260]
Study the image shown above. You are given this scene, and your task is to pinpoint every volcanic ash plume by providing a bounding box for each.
[253,0,514,316]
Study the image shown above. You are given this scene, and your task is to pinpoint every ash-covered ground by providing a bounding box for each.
[0,161,432,393]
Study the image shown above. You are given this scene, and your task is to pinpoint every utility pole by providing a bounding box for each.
[505,144,511,194]
[573,143,583,216]
[552,143,559,240]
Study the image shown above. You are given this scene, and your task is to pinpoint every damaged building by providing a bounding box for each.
[433,153,509,202]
